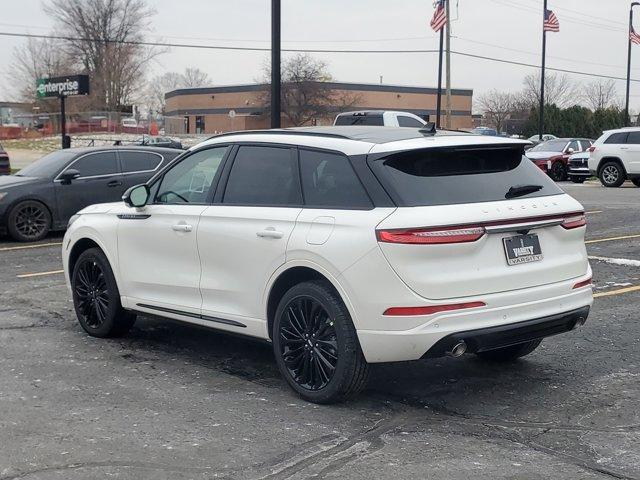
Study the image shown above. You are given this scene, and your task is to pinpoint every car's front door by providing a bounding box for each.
[197,145,302,331]
[54,151,123,223]
[117,146,229,314]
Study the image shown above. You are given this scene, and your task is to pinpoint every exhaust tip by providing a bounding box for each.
[448,341,467,358]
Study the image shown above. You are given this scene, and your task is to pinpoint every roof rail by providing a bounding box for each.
[206,129,351,141]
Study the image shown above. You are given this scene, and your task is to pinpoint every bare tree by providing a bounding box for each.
[10,38,73,104]
[521,73,580,108]
[181,68,210,88]
[260,54,360,126]
[583,79,619,111]
[146,72,183,113]
[476,90,515,133]
[44,0,161,110]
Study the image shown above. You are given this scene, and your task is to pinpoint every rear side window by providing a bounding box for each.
[398,116,424,128]
[223,146,301,206]
[579,140,592,150]
[299,149,372,209]
[335,115,384,126]
[72,152,119,177]
[605,132,628,144]
[626,132,640,144]
[369,147,563,207]
[120,152,163,173]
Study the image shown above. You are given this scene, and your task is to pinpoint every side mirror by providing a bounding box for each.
[566,148,575,154]
[123,184,150,208]
[59,169,80,185]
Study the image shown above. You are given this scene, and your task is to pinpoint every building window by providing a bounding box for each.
[183,116,190,134]
[195,116,205,134]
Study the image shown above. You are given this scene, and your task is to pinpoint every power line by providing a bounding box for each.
[1,30,639,84]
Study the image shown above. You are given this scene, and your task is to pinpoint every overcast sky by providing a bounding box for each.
[0,0,638,111]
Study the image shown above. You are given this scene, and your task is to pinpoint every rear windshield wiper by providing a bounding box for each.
[505,184,543,199]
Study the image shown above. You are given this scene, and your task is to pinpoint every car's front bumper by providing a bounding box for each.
[568,167,590,177]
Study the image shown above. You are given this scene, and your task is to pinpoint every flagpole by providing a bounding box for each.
[539,0,547,141]
[435,0,445,129]
[626,3,640,127]
[445,0,452,129]
[436,20,444,128]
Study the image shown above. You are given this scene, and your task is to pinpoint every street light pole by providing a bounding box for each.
[625,2,640,126]
[271,0,281,128]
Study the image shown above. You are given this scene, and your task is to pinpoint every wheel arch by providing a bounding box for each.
[597,157,627,175]
[264,262,356,340]
[65,231,118,287]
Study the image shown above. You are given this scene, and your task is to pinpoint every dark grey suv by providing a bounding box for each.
[0,146,182,241]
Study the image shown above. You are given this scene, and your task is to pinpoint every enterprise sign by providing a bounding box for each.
[36,75,90,98]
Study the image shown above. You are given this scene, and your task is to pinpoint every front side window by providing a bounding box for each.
[299,149,372,209]
[398,116,425,128]
[155,147,227,204]
[567,140,580,152]
[223,146,301,206]
[72,152,119,177]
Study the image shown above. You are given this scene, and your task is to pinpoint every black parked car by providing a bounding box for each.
[0,143,10,175]
[138,135,183,150]
[0,146,182,242]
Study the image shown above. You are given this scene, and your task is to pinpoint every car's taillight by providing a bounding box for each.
[383,302,486,316]
[376,226,486,244]
[573,277,592,289]
[561,213,586,229]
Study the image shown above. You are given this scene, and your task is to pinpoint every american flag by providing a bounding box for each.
[543,9,560,33]
[430,0,447,33]
[631,26,640,45]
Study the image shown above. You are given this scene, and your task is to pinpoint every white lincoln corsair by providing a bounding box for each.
[62,126,593,403]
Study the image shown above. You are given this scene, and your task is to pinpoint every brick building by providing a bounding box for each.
[164,82,473,134]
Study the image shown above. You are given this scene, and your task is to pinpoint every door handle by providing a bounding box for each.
[257,227,284,239]
[172,224,193,233]
[107,180,123,187]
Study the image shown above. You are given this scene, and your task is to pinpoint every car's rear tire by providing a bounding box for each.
[272,280,369,404]
[549,162,567,182]
[7,200,51,242]
[71,248,136,338]
[599,161,626,187]
[632,178,640,187]
[570,176,586,184]
[476,339,542,362]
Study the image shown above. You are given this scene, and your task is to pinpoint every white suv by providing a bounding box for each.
[334,110,427,128]
[62,127,593,403]
[588,128,640,187]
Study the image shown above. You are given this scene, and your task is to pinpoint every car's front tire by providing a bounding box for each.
[549,162,567,182]
[7,200,51,242]
[476,339,542,362]
[599,161,626,187]
[272,280,369,404]
[71,248,136,338]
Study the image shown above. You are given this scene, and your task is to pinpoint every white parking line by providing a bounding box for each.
[588,256,640,267]
[594,285,640,298]
[16,270,64,279]
[0,242,62,252]
[585,233,640,244]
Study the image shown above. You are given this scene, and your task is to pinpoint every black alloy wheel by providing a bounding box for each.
[8,200,51,242]
[71,248,136,337]
[549,162,567,182]
[279,295,338,391]
[74,258,110,329]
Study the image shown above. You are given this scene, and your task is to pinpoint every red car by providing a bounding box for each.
[525,138,593,181]
[0,143,10,175]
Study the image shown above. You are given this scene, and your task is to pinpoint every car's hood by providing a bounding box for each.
[0,175,41,189]
[77,202,123,215]
[525,151,562,160]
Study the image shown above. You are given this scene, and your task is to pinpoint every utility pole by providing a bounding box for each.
[626,3,640,126]
[445,0,452,129]
[538,0,547,141]
[271,0,281,128]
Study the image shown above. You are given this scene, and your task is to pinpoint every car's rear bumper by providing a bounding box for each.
[355,274,593,363]
[422,305,589,358]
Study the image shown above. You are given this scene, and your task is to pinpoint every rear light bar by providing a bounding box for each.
[561,213,586,230]
[377,211,586,244]
[376,226,486,244]
[573,277,593,289]
[383,301,486,316]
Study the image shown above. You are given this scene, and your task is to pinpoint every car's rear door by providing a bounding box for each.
[623,131,640,173]
[197,144,302,334]
[54,150,123,222]
[370,144,589,300]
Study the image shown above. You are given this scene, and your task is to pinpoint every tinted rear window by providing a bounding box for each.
[370,147,563,207]
[121,151,163,172]
[604,132,628,144]
[335,115,384,126]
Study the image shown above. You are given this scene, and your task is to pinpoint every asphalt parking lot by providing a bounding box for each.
[0,182,639,480]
